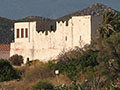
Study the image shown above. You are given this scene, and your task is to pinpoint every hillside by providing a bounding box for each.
[56,3,117,21]
[0,17,14,44]
[16,16,55,22]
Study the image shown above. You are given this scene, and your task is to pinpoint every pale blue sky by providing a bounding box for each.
[0,0,119,19]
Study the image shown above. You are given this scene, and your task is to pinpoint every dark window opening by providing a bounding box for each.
[16,29,19,38]
[45,31,48,35]
[21,28,24,38]
[66,21,68,26]
[27,58,29,62]
[80,36,82,41]
[51,25,54,30]
[25,28,28,38]
[65,36,67,41]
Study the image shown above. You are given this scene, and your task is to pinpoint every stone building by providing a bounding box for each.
[10,15,101,63]
[0,44,10,59]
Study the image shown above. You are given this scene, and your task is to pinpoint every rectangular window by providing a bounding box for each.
[16,29,19,38]
[25,28,28,38]
[80,36,82,41]
[21,28,24,38]
[65,36,67,41]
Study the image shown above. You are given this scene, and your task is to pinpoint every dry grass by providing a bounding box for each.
[0,60,71,90]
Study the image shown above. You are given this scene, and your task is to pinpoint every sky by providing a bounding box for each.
[0,0,120,20]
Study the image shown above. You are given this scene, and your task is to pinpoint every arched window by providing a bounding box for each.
[27,57,29,62]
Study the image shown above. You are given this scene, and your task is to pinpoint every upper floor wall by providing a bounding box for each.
[14,22,33,43]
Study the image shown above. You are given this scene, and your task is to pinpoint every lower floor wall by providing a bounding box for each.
[0,51,10,59]
[10,47,64,63]
[33,49,62,62]
[10,40,89,63]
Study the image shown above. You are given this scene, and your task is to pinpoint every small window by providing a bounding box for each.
[80,36,82,41]
[65,36,67,41]
[21,28,24,38]
[25,28,28,38]
[51,25,54,30]
[66,21,68,26]
[16,29,19,38]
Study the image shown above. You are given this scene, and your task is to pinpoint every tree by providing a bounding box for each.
[104,32,120,71]
[98,11,120,39]
[96,32,120,81]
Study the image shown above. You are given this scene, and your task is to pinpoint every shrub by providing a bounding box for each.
[106,83,120,90]
[24,61,53,82]
[9,54,23,66]
[0,59,21,81]
[55,81,86,90]
[51,50,99,80]
[32,80,54,90]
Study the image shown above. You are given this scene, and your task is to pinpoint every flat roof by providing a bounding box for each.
[0,44,10,51]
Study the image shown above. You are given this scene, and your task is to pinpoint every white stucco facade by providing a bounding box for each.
[10,15,101,63]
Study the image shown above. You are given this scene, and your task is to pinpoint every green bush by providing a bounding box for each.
[55,81,86,90]
[106,83,120,90]
[32,80,54,90]
[9,54,23,66]
[51,50,98,80]
[0,59,21,81]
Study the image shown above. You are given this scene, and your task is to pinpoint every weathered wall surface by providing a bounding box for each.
[0,51,10,59]
[10,15,101,63]
[72,16,91,47]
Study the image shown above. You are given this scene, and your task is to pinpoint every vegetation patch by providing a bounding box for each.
[32,80,54,90]
[0,59,21,82]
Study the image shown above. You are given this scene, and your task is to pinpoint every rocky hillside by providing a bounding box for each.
[56,3,117,21]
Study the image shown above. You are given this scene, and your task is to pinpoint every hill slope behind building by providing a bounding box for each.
[0,17,14,44]
[56,3,117,21]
